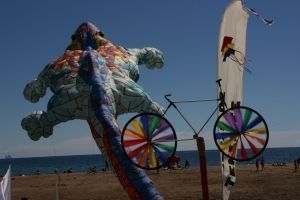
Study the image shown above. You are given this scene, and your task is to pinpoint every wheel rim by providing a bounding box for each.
[122,113,177,170]
[214,106,269,161]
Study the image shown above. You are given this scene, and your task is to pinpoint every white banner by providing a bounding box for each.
[217,0,249,199]
[0,165,11,200]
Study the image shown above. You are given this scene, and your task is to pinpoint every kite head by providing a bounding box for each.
[66,22,105,51]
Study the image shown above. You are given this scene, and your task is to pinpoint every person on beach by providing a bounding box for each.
[261,157,265,171]
[184,159,190,168]
[256,158,259,171]
[294,160,297,172]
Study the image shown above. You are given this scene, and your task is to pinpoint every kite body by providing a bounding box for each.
[22,22,164,200]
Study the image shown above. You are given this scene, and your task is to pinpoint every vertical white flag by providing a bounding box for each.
[0,165,11,200]
[217,0,249,200]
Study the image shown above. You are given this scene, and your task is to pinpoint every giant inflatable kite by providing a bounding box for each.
[21,22,165,200]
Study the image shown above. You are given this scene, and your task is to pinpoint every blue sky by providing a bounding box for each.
[0,0,299,158]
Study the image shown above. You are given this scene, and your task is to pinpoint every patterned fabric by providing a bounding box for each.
[22,22,164,200]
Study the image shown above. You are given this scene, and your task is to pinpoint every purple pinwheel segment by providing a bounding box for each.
[234,108,243,131]
[152,145,169,163]
[151,121,170,139]
[152,133,175,143]
[223,112,238,131]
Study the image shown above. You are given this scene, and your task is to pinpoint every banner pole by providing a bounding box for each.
[196,136,209,200]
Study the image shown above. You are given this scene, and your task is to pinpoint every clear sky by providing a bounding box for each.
[0,0,299,158]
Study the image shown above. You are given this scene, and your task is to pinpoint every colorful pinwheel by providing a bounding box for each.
[213,106,269,161]
[121,113,177,170]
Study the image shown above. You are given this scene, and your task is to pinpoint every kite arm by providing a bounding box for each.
[127,47,164,69]
[23,63,51,103]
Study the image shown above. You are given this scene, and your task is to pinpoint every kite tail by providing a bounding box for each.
[80,49,164,200]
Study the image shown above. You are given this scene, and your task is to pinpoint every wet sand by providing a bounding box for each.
[9,164,300,200]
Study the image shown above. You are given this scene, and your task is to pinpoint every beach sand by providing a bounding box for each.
[10,164,300,200]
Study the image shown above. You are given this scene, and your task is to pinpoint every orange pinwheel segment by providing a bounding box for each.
[229,141,238,158]
[138,145,149,166]
[124,129,146,139]
[244,133,266,146]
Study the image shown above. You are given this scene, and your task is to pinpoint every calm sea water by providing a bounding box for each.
[1,147,299,176]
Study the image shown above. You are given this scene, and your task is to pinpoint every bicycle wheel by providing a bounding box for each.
[121,113,177,170]
[213,106,269,161]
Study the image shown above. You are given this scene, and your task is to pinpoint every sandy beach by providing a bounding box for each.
[9,164,300,200]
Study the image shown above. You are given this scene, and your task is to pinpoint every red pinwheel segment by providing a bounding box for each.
[243,135,259,155]
[127,143,149,159]
[122,113,177,170]
[122,138,147,147]
[239,137,248,160]
[214,106,269,161]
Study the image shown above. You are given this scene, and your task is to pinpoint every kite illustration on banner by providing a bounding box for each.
[21,22,165,200]
[217,0,273,200]
[220,36,251,73]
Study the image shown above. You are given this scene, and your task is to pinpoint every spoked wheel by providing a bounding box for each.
[213,106,269,161]
[121,113,177,170]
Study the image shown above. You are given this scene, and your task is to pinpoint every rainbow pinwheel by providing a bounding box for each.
[122,113,177,170]
[213,106,269,161]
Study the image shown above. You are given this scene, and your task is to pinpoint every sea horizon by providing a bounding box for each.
[1,147,299,176]
[2,146,299,159]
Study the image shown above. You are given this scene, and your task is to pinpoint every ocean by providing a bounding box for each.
[1,147,299,176]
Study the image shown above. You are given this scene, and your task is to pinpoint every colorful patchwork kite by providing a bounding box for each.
[22,22,165,200]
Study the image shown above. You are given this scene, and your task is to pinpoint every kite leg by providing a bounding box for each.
[21,89,90,141]
[80,50,164,200]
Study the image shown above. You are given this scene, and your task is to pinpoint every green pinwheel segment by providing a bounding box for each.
[217,121,238,133]
[152,142,175,153]
[243,109,252,130]
[149,115,162,136]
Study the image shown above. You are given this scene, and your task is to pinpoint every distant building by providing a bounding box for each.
[4,154,12,159]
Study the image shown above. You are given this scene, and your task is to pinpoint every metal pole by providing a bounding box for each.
[196,136,209,200]
[56,174,59,200]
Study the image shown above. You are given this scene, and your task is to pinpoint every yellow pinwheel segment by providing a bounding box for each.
[130,119,147,138]
[246,128,266,135]
[149,146,157,168]
[219,136,239,151]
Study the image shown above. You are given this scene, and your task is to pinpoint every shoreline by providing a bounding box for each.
[8,164,300,200]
